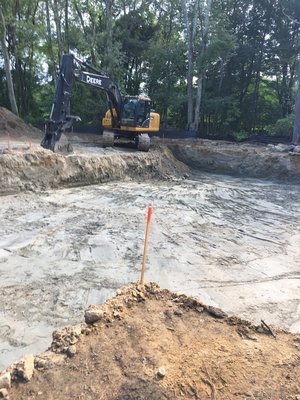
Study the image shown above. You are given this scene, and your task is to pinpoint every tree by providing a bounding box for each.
[145,0,186,127]
[45,0,57,84]
[293,60,300,144]
[0,5,18,115]
[180,0,235,132]
[115,7,157,93]
[180,0,199,130]
[0,0,300,135]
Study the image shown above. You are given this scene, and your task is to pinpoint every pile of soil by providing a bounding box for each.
[4,283,300,400]
[0,107,42,140]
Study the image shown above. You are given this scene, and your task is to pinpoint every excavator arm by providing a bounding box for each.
[41,54,123,151]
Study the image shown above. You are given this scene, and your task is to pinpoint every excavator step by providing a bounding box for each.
[102,130,114,148]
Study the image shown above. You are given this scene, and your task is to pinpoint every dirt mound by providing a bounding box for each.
[167,139,300,182]
[0,146,188,195]
[3,283,300,400]
[0,107,42,140]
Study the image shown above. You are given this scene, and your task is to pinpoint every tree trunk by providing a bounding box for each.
[292,60,300,145]
[0,7,19,116]
[193,75,203,132]
[45,0,57,84]
[105,0,113,73]
[192,0,211,132]
[180,0,195,130]
[65,0,69,53]
[52,0,63,62]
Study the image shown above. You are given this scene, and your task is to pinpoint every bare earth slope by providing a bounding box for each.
[167,139,300,182]
[6,284,300,400]
[0,107,42,140]
[0,147,188,195]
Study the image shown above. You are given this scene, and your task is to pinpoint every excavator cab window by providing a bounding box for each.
[136,100,151,128]
[121,97,151,128]
[122,98,137,127]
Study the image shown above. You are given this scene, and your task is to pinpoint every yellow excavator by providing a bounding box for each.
[41,54,160,152]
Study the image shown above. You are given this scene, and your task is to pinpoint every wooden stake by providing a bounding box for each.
[139,207,152,285]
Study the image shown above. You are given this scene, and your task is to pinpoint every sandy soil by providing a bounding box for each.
[7,284,300,400]
[0,107,42,141]
[1,171,299,371]
[1,107,300,398]
[0,145,188,195]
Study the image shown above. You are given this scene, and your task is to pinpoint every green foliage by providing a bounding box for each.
[71,84,108,125]
[233,131,248,141]
[0,69,10,109]
[145,35,186,127]
[114,9,158,94]
[0,0,299,137]
[28,84,53,125]
[266,114,294,137]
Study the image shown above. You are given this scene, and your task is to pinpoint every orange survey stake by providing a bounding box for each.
[140,207,153,285]
[147,207,152,224]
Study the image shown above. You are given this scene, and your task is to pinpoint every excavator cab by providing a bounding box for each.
[121,96,151,128]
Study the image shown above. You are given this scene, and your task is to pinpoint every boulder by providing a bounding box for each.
[16,355,34,382]
[0,373,11,390]
[0,388,8,399]
[85,306,104,324]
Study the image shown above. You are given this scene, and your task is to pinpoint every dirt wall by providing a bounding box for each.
[0,147,188,195]
[168,139,300,182]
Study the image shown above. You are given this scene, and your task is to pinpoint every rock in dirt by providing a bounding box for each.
[274,144,290,152]
[174,310,183,317]
[67,345,77,358]
[157,367,166,379]
[16,355,34,381]
[51,326,82,353]
[0,373,11,390]
[0,388,8,399]
[293,145,300,154]
[35,359,48,370]
[85,306,104,324]
[206,305,228,319]
[34,351,66,370]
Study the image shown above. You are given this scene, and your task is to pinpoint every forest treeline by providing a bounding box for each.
[0,0,300,140]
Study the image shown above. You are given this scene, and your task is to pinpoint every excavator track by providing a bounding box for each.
[136,134,150,152]
[102,130,114,148]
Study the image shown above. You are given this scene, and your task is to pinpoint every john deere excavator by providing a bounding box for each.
[41,54,160,152]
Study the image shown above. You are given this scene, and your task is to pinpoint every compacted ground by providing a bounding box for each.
[1,170,300,371]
